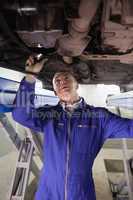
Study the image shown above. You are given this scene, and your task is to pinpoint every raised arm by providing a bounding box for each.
[101,108,133,141]
[12,56,47,132]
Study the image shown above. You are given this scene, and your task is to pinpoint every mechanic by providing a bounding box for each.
[12,56,133,200]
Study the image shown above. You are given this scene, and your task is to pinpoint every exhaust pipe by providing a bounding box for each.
[57,0,101,57]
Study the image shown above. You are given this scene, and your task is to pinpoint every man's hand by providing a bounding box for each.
[25,55,48,83]
[25,55,47,74]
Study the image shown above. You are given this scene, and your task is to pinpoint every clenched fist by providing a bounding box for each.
[25,55,47,74]
[25,55,48,83]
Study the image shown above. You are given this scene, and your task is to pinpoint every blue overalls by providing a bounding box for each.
[12,78,133,200]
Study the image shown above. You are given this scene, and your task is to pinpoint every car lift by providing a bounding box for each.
[0,113,43,200]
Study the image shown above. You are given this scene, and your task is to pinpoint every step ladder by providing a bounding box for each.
[0,114,43,200]
[0,114,40,179]
[9,137,35,200]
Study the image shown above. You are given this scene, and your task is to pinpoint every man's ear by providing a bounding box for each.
[54,90,57,96]
[76,83,79,90]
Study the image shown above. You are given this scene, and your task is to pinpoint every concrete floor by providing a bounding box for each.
[0,151,17,200]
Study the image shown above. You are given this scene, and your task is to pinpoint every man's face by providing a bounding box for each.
[53,72,78,101]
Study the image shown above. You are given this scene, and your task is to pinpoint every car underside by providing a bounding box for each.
[1,0,133,90]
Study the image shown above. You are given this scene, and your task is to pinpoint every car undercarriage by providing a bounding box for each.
[1,0,133,90]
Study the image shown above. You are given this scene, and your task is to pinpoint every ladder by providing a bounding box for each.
[9,137,35,200]
[0,114,43,200]
[0,113,40,179]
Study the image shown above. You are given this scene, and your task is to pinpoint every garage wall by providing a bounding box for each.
[78,84,120,107]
